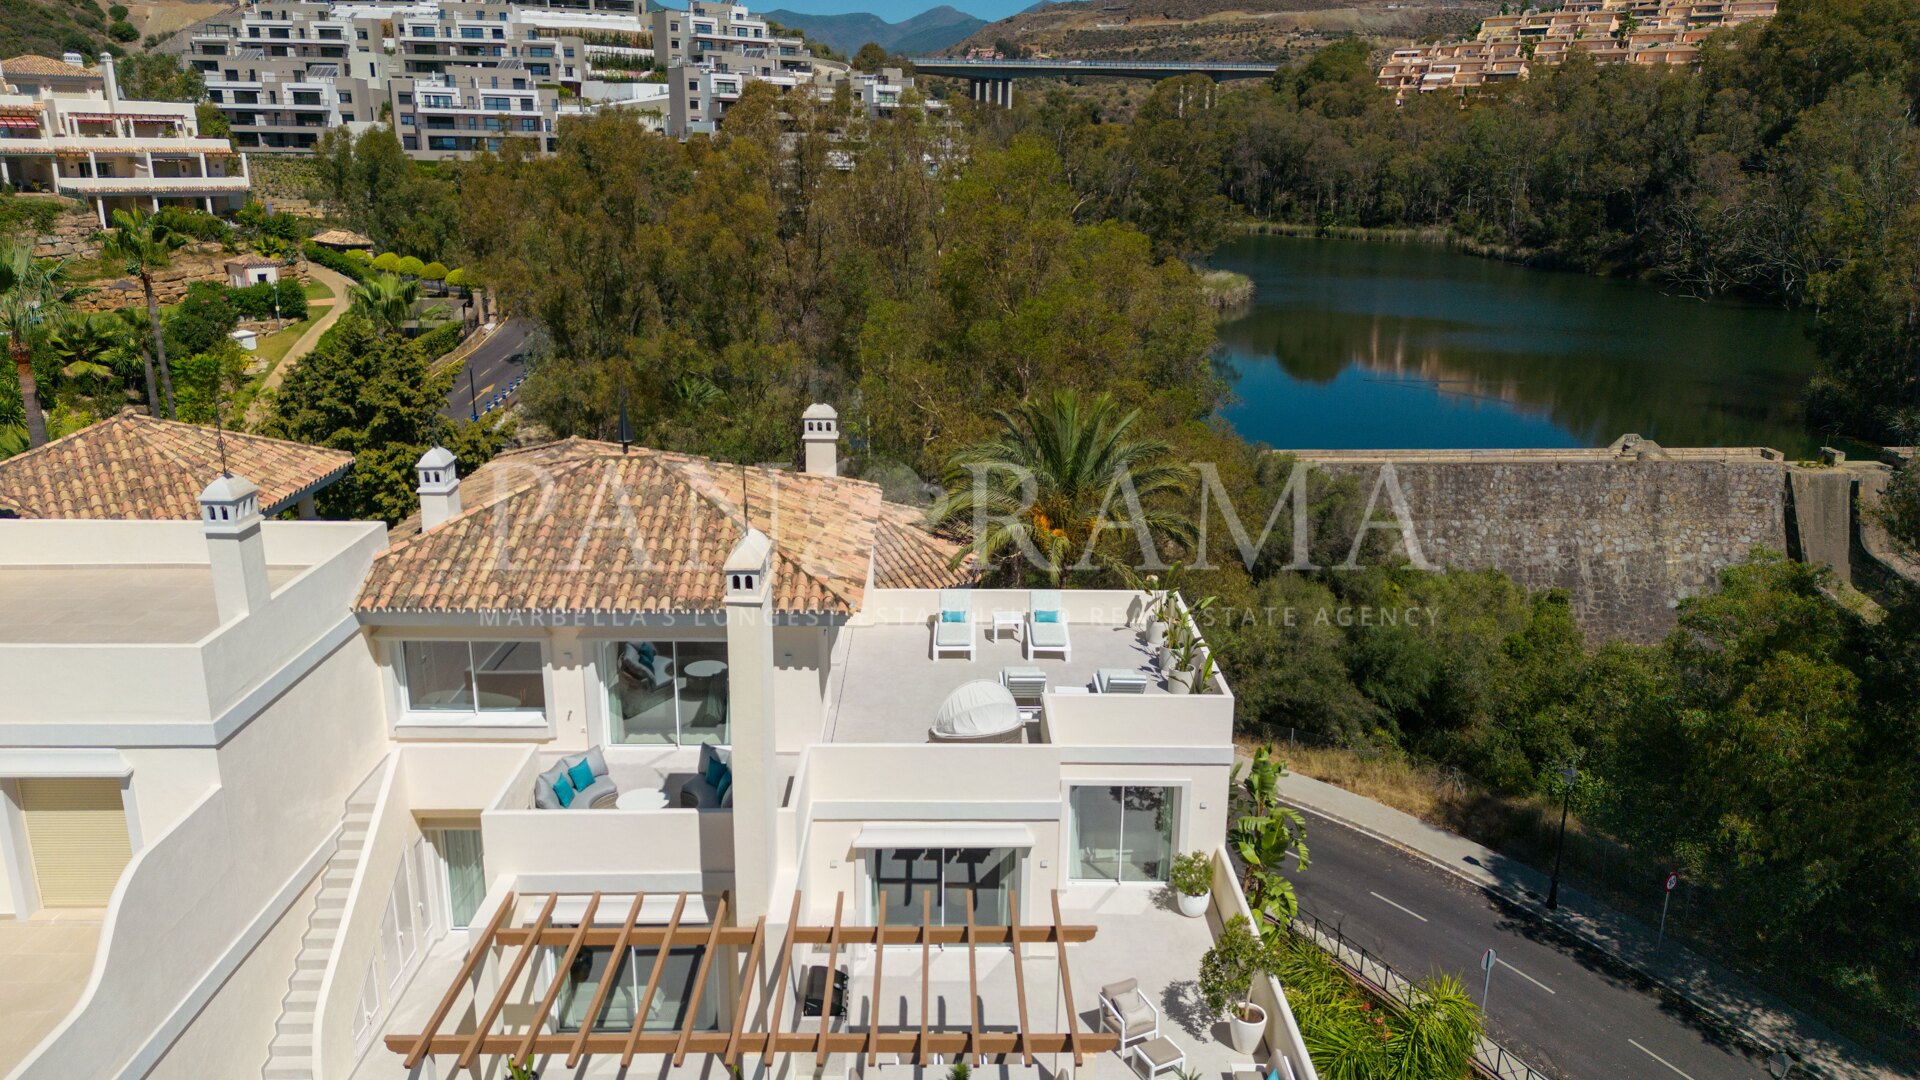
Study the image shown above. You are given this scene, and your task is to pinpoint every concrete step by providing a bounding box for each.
[275,1011,313,1035]
[295,951,330,970]
[313,908,343,928]
[322,868,356,887]
[282,989,318,1012]
[269,1032,312,1056]
[315,891,347,911]
[263,1056,312,1080]
[305,930,336,952]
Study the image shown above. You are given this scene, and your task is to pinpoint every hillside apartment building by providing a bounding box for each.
[0,53,250,225]
[0,407,1318,1080]
[1377,0,1778,98]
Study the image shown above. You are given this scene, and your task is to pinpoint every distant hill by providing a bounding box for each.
[951,0,1489,63]
[762,6,986,56]
[1,0,114,60]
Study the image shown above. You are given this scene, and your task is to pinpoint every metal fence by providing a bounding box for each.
[1289,907,1556,1080]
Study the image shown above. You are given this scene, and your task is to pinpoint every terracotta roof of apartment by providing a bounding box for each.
[2,55,99,79]
[310,228,374,248]
[362,438,891,615]
[872,500,976,590]
[0,411,353,519]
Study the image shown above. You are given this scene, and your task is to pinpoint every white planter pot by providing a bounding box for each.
[1167,669,1193,695]
[1156,644,1174,672]
[1145,620,1167,649]
[1228,1003,1266,1054]
[1176,891,1208,918]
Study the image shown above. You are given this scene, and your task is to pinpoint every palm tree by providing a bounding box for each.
[931,390,1194,585]
[0,241,90,448]
[100,208,186,419]
[349,272,443,336]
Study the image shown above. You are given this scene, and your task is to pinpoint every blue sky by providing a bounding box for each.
[759,0,1024,20]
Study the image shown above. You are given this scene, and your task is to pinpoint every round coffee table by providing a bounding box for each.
[615,788,669,811]
[683,659,727,679]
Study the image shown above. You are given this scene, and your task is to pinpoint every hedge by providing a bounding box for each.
[229,278,309,322]
[413,321,464,358]
[303,240,370,283]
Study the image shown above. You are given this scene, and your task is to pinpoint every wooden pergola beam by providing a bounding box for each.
[567,892,645,1068]
[388,1031,1121,1057]
[1052,890,1084,1065]
[725,896,790,1066]
[1008,889,1034,1066]
[458,894,555,1075]
[759,892,800,1069]
[623,893,686,1067]
[494,924,1096,948]
[674,896,729,1066]
[865,899,888,1067]
[404,890,515,1069]
[518,892,599,1065]
[815,893,843,1066]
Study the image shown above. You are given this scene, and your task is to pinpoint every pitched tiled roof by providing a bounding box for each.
[0,411,353,520]
[873,500,977,590]
[2,55,99,79]
[360,439,888,616]
[309,228,374,248]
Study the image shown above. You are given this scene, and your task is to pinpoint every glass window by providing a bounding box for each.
[434,828,485,928]
[607,641,729,746]
[402,641,545,713]
[552,944,721,1033]
[873,848,1019,928]
[1069,786,1178,883]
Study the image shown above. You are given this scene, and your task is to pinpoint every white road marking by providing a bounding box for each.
[1496,957,1555,994]
[1629,1039,1699,1080]
[1368,891,1429,922]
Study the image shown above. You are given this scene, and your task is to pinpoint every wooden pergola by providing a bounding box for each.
[386,888,1120,1075]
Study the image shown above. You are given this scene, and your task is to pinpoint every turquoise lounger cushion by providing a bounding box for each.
[1033,609,1059,623]
[552,772,576,808]
[567,758,596,792]
[941,610,966,623]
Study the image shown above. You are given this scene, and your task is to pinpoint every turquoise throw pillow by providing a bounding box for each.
[568,758,596,793]
[940,610,966,623]
[552,773,576,808]
[704,755,725,786]
[715,769,732,801]
[1034,609,1059,623]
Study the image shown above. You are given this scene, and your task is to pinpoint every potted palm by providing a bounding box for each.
[1170,851,1213,918]
[1199,914,1275,1053]
[1168,633,1200,695]
[1157,615,1184,675]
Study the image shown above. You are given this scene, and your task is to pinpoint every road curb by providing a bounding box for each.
[1279,794,1848,1079]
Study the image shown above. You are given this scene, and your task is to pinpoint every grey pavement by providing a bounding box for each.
[443,318,532,420]
[1277,769,1904,1080]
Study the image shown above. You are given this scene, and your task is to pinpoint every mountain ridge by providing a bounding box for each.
[762,5,986,56]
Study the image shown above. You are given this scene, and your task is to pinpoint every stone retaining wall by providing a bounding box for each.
[30,206,105,261]
[1294,442,1789,642]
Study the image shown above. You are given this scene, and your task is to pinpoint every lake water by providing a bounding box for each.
[1211,235,1826,455]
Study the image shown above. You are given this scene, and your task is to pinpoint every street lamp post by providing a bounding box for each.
[1546,762,1578,911]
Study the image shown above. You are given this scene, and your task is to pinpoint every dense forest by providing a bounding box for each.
[262,0,1920,1047]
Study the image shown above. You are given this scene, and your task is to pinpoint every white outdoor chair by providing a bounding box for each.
[1025,589,1071,660]
[1098,977,1160,1049]
[932,588,975,659]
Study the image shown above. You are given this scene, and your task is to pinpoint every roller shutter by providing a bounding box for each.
[20,778,133,908]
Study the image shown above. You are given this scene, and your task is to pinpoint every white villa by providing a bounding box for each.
[0,53,251,225]
[0,407,1317,1080]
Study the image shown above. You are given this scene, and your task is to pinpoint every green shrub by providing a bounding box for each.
[421,260,448,281]
[396,254,425,277]
[303,241,369,283]
[228,278,308,321]
[108,19,140,42]
[1170,851,1213,898]
[371,251,400,272]
[412,321,463,358]
[154,206,232,243]
[166,280,239,359]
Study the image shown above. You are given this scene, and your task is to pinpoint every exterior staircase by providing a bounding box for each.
[261,761,388,1080]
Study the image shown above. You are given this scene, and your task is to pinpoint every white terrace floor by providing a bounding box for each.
[353,886,1253,1080]
[826,621,1171,744]
[0,908,104,1075]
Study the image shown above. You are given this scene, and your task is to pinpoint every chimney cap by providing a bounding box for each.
[199,472,260,505]
[802,402,838,420]
[725,526,772,574]
[199,473,262,534]
[416,445,457,471]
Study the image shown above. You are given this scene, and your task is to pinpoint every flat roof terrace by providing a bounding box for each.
[825,617,1169,744]
[0,564,305,644]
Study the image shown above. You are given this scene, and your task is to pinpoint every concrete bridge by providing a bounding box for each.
[906,57,1280,106]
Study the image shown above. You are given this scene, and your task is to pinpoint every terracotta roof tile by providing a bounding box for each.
[360,439,888,616]
[0,411,354,519]
[2,55,99,79]
[873,500,977,590]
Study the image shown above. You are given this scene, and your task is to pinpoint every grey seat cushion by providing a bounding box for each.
[934,619,972,649]
[1028,620,1070,650]
[1136,1036,1180,1068]
[537,748,612,809]
[678,744,735,808]
[575,776,619,808]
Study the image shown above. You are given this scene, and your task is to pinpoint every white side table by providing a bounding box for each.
[991,610,1023,642]
[615,788,669,811]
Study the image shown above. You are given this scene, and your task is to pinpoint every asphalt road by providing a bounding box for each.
[443,318,533,420]
[1287,815,1773,1080]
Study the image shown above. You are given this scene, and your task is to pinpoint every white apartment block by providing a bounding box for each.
[0,406,1319,1080]
[187,3,389,153]
[0,53,250,224]
[386,61,562,158]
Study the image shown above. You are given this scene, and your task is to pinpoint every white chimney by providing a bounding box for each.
[801,402,839,478]
[62,51,85,68]
[200,474,270,624]
[723,527,777,918]
[414,446,460,530]
[99,52,119,103]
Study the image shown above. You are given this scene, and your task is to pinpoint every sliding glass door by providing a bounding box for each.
[432,828,485,930]
[1069,786,1178,883]
[551,944,722,1033]
[872,848,1020,928]
[606,640,730,746]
